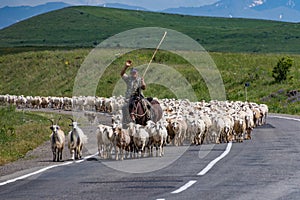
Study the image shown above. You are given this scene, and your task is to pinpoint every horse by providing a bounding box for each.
[123,97,162,126]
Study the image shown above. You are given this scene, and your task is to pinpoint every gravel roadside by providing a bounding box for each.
[0,108,112,178]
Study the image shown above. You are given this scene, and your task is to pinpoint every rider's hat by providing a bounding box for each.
[130,68,138,74]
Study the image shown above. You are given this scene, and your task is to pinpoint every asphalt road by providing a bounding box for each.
[0,115,299,200]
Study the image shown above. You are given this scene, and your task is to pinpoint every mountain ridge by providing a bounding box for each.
[0,2,70,29]
[162,0,300,22]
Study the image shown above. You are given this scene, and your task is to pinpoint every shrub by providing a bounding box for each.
[272,56,293,83]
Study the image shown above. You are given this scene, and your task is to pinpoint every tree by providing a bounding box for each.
[272,56,293,83]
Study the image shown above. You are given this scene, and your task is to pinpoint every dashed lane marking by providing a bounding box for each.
[198,142,232,176]
[171,180,197,194]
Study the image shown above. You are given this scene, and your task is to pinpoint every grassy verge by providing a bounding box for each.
[0,106,70,166]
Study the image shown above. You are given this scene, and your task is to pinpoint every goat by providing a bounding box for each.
[67,118,88,160]
[49,117,65,162]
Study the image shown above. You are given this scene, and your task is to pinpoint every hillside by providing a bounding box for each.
[0,6,300,54]
[0,49,299,114]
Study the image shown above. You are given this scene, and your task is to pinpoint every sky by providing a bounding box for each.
[0,0,219,11]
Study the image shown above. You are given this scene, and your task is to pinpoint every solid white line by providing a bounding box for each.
[269,115,300,122]
[197,142,232,176]
[0,161,72,186]
[171,180,197,194]
[0,153,98,187]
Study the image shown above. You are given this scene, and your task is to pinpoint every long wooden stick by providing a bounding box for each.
[142,31,167,78]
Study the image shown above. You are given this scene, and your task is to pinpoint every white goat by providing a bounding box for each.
[49,118,65,162]
[68,118,88,160]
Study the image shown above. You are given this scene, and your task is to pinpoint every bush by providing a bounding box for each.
[272,56,293,83]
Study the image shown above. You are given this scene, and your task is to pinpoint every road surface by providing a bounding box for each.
[0,115,299,200]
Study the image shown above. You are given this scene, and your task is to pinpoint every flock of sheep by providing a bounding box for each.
[0,94,122,112]
[0,94,268,161]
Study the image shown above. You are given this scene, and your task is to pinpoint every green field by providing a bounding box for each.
[0,49,299,114]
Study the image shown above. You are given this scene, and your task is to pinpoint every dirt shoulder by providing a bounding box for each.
[0,108,111,179]
[0,140,62,177]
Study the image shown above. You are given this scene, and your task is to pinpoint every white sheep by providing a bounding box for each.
[152,120,168,157]
[133,124,150,158]
[193,118,206,145]
[233,114,246,143]
[259,104,269,125]
[96,124,115,159]
[115,126,131,161]
[145,119,168,157]
[167,117,187,146]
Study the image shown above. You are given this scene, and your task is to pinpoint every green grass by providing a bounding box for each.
[0,49,299,114]
[0,106,71,165]
[0,6,300,54]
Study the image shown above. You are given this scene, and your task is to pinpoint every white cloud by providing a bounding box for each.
[0,0,218,10]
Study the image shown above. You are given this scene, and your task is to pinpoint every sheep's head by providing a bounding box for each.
[102,126,113,139]
[115,127,122,136]
[172,121,179,131]
[112,118,121,131]
[146,120,155,130]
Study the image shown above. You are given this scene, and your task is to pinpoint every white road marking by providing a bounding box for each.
[171,180,197,194]
[160,142,233,198]
[269,115,300,122]
[0,153,98,186]
[198,142,232,176]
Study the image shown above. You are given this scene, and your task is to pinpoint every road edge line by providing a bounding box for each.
[0,153,98,187]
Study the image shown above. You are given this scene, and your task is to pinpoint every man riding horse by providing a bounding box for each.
[120,60,152,123]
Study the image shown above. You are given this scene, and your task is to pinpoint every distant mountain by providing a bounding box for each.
[0,2,70,29]
[1,0,299,30]
[99,3,148,11]
[0,2,149,30]
[162,0,300,22]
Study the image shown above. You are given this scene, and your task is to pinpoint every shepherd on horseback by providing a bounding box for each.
[120,60,152,124]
